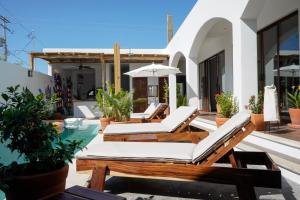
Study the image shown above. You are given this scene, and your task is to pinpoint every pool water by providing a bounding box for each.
[0,123,99,199]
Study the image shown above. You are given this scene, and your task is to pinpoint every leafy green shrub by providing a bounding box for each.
[248,91,264,114]
[0,85,82,191]
[96,82,133,121]
[215,92,238,118]
[288,88,300,109]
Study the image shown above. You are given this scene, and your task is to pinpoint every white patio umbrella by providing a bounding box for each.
[124,63,181,77]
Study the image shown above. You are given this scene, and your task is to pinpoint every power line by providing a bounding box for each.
[8,49,28,65]
[0,1,46,47]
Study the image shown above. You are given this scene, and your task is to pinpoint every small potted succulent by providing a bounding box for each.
[0,85,82,200]
[248,91,265,131]
[287,87,300,128]
[215,92,238,127]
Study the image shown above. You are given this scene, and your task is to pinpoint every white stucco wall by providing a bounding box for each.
[0,61,52,96]
[167,0,299,111]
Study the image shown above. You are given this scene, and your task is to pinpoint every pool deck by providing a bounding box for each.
[66,121,300,200]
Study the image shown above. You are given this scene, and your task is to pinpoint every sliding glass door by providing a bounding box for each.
[199,51,225,112]
[258,12,299,116]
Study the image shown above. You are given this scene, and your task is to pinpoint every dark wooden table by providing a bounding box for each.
[46,185,126,200]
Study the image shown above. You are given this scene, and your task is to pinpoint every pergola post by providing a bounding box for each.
[113,43,121,93]
[100,55,106,88]
[28,53,35,77]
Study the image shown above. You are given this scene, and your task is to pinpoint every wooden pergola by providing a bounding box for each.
[28,45,169,92]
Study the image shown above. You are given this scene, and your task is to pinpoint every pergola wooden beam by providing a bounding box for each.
[29,52,169,63]
[113,43,121,93]
[27,51,169,77]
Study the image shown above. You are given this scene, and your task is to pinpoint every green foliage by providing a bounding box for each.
[176,84,187,107]
[248,91,264,114]
[96,83,115,118]
[0,85,82,191]
[162,80,187,107]
[288,89,300,109]
[163,79,169,103]
[215,92,238,118]
[96,82,133,121]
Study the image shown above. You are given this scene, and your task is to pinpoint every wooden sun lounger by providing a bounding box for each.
[104,109,208,143]
[128,103,169,123]
[77,121,281,200]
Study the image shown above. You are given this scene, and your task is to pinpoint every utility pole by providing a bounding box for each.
[167,15,173,44]
[0,16,12,61]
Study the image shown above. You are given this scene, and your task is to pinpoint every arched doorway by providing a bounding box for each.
[189,18,233,112]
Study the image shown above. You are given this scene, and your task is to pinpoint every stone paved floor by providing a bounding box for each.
[102,175,299,200]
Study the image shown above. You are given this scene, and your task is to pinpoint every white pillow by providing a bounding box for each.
[192,111,251,163]
[144,103,157,115]
[161,106,197,132]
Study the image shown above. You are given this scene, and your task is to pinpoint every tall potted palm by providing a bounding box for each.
[96,83,115,130]
[287,88,300,128]
[112,90,133,122]
[248,91,265,131]
[215,92,238,127]
[0,86,82,200]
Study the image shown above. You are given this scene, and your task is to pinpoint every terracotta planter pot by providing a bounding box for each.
[251,113,265,131]
[6,165,68,200]
[289,108,300,125]
[215,117,229,127]
[100,117,111,131]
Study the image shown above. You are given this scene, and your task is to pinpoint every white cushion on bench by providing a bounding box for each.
[191,111,251,163]
[161,106,197,132]
[76,142,195,163]
[103,122,168,135]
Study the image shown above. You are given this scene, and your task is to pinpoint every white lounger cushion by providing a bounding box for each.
[104,106,197,135]
[130,103,160,119]
[191,111,251,163]
[130,113,151,119]
[103,122,168,135]
[144,103,157,115]
[76,142,195,163]
[161,106,197,132]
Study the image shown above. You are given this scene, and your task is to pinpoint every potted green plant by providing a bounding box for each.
[110,89,133,123]
[248,91,265,131]
[215,93,221,114]
[176,84,187,107]
[215,92,238,127]
[0,85,82,200]
[96,83,115,130]
[287,87,300,128]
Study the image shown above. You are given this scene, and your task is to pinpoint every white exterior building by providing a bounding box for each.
[167,0,300,117]
[34,0,299,119]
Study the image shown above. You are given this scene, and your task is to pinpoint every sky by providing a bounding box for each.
[0,0,197,74]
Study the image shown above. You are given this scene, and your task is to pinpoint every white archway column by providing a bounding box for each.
[186,57,200,108]
[232,19,258,110]
[168,74,177,112]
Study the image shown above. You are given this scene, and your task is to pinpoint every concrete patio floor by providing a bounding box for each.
[67,132,300,200]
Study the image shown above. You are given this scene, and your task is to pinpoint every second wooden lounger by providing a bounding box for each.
[103,106,208,143]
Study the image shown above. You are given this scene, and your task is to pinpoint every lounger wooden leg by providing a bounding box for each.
[236,184,257,200]
[89,166,108,192]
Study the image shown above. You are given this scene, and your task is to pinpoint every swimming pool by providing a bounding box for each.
[0,123,99,199]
